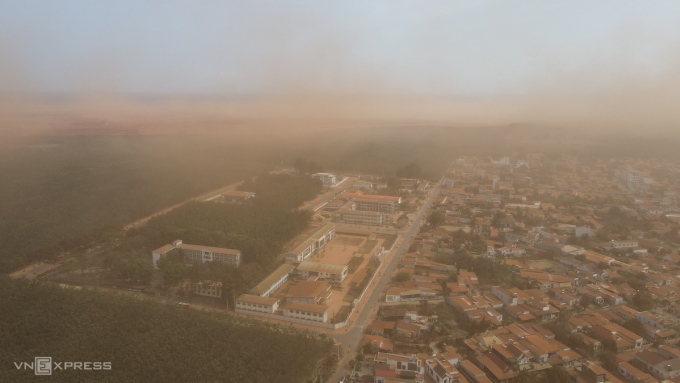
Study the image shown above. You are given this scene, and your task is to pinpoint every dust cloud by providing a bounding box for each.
[0,3,678,139]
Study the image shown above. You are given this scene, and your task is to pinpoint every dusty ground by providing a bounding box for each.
[313,235,367,266]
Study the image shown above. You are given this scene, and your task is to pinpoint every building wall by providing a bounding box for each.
[235,300,278,314]
[336,212,386,225]
[356,200,398,213]
[259,273,289,297]
[283,308,327,322]
[183,249,241,267]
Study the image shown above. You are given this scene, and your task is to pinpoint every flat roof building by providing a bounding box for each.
[312,173,337,186]
[235,294,279,314]
[249,263,296,297]
[285,223,335,263]
[284,280,332,305]
[341,191,401,213]
[152,240,241,269]
[297,261,348,283]
[282,301,329,323]
[334,209,388,226]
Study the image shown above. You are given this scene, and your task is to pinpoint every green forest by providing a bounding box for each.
[0,135,271,273]
[0,277,335,383]
[104,173,322,294]
[4,125,678,275]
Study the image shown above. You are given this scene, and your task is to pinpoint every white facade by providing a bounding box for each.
[152,240,241,269]
[286,224,335,263]
[334,209,387,226]
[313,173,337,186]
[235,295,279,314]
[283,302,328,322]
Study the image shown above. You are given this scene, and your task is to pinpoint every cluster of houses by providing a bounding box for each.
[375,154,680,383]
[359,310,625,383]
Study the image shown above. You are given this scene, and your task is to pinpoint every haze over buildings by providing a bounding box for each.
[1,1,680,133]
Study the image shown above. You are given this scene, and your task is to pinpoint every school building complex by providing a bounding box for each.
[285,223,336,263]
[341,191,401,213]
[152,240,241,269]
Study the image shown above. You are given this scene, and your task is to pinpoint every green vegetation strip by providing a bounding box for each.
[0,277,334,383]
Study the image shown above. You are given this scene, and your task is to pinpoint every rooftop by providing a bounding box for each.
[249,263,296,295]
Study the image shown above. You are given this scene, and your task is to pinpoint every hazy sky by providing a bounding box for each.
[1,1,679,98]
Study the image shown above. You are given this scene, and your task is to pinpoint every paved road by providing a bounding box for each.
[326,184,441,383]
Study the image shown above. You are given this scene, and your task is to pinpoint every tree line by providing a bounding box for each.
[104,173,322,295]
[0,277,334,383]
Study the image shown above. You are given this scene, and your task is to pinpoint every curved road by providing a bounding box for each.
[326,184,441,383]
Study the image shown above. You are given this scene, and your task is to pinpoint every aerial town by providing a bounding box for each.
[3,3,680,383]
[27,151,680,383]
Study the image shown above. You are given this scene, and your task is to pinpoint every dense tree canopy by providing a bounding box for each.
[105,173,322,294]
[0,277,334,383]
[0,135,267,273]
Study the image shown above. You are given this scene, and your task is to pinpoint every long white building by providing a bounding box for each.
[282,302,328,323]
[248,263,296,297]
[341,191,401,213]
[285,224,335,263]
[152,240,241,269]
[334,209,388,226]
[235,294,280,314]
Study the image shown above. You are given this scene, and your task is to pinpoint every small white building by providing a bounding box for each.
[235,294,279,314]
[312,173,337,186]
[282,302,328,322]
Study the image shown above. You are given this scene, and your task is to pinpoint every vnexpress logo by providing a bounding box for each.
[14,357,112,375]
[14,357,52,376]
[35,357,52,375]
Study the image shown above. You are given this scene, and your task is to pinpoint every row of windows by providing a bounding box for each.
[196,289,220,295]
[186,255,240,264]
[287,310,323,317]
[237,306,271,313]
[238,302,273,309]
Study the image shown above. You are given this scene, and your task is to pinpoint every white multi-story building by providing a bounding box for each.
[249,263,296,297]
[152,240,240,269]
[341,191,401,213]
[235,294,279,314]
[285,224,335,263]
[282,302,328,322]
[334,209,388,226]
[312,173,337,186]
